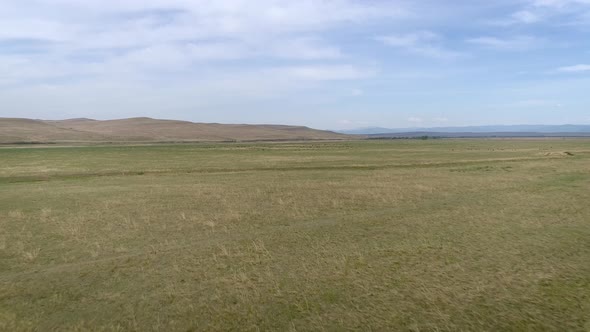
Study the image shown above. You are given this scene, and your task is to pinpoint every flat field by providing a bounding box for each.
[1,139,589,331]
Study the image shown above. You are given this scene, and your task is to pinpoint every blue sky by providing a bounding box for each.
[1,0,589,129]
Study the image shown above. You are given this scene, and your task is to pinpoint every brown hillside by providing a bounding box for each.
[0,118,108,143]
[0,117,349,143]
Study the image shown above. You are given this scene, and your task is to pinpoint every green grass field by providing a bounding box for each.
[1,139,589,331]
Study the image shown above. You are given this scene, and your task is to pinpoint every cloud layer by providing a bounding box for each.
[1,0,589,128]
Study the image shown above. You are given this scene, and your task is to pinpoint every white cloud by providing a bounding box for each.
[351,88,364,96]
[408,117,423,123]
[2,0,407,45]
[96,38,344,74]
[467,36,541,51]
[489,0,590,26]
[376,31,439,48]
[1,0,589,127]
[0,19,74,41]
[0,54,92,86]
[512,10,541,23]
[557,64,590,72]
[126,42,250,66]
[0,0,404,90]
[375,31,463,59]
[532,0,590,7]
[274,65,375,81]
[270,37,343,60]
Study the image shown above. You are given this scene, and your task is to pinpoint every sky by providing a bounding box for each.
[1,0,589,130]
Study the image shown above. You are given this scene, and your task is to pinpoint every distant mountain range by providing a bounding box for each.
[340,125,590,136]
[4,119,590,144]
[0,117,349,144]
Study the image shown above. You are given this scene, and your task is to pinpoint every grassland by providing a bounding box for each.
[1,139,589,331]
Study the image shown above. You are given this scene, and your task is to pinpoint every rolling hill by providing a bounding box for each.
[0,117,350,143]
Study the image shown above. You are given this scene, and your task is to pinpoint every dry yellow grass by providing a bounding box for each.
[0,139,589,331]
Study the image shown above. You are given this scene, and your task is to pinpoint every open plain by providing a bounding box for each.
[1,139,589,331]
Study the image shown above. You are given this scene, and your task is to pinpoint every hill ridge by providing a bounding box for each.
[0,117,349,143]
